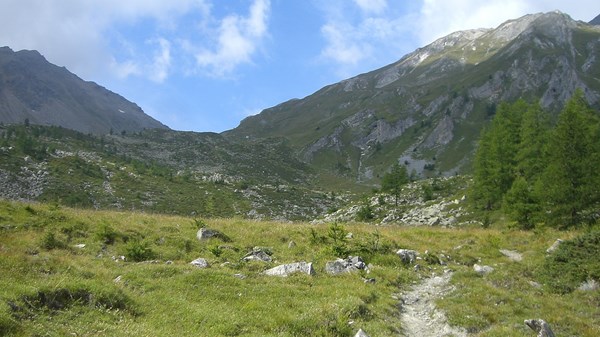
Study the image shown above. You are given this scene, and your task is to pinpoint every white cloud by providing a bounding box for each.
[353,0,387,14]
[194,0,270,77]
[149,38,171,83]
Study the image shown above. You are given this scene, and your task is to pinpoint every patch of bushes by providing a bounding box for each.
[124,239,155,262]
[538,231,600,293]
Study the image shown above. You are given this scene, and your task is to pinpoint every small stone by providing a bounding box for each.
[474,264,494,275]
[354,328,370,337]
[233,273,247,279]
[264,262,315,277]
[165,260,173,265]
[74,243,86,249]
[546,239,563,254]
[578,279,599,291]
[113,275,122,283]
[499,249,523,262]
[396,249,418,264]
[288,240,296,248]
[190,258,209,268]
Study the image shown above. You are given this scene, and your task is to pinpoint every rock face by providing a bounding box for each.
[354,328,370,337]
[396,249,418,264]
[190,258,209,268]
[325,256,368,275]
[264,262,315,277]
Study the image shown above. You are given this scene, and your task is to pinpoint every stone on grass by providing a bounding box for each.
[190,258,209,268]
[264,262,314,277]
[325,256,368,275]
[525,319,555,337]
[578,279,599,291]
[473,264,494,275]
[396,249,418,264]
[499,249,523,262]
[546,239,563,254]
[242,248,272,262]
[196,228,230,241]
[354,328,370,337]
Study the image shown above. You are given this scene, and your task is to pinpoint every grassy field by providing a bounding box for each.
[0,199,598,336]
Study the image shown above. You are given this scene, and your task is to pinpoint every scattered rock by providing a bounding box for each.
[113,275,122,283]
[578,279,599,291]
[525,319,556,337]
[529,281,542,289]
[196,228,230,241]
[242,247,273,262]
[499,249,523,262]
[397,249,418,264]
[73,244,86,249]
[233,273,246,279]
[346,232,354,239]
[190,258,209,268]
[546,239,563,254]
[362,278,376,284]
[165,260,173,265]
[325,256,368,275]
[354,328,370,337]
[473,264,494,275]
[264,262,315,277]
[288,240,296,248]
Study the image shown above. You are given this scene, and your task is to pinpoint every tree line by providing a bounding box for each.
[471,90,600,229]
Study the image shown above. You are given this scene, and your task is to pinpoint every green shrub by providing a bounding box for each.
[96,224,118,244]
[538,231,600,293]
[125,240,155,262]
[40,231,65,250]
[356,204,374,221]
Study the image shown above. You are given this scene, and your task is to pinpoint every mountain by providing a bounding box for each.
[226,11,600,184]
[590,14,600,25]
[0,46,167,134]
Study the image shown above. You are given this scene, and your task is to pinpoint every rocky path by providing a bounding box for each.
[399,270,467,337]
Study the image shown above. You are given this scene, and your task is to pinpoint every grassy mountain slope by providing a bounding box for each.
[226,12,600,184]
[0,124,346,220]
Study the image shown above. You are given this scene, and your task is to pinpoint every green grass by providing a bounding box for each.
[1,199,598,336]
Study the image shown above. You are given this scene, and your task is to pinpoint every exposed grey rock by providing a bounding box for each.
[546,239,563,254]
[397,249,418,264]
[525,319,556,337]
[242,247,272,262]
[190,258,209,268]
[354,328,370,337]
[578,279,599,291]
[473,264,494,275]
[233,273,246,279]
[73,244,86,249]
[264,262,315,277]
[113,275,122,283]
[196,228,230,241]
[499,249,523,262]
[288,240,296,248]
[325,256,368,275]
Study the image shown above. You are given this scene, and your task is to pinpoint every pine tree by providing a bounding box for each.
[539,90,600,227]
[516,102,549,182]
[381,163,408,207]
[503,176,539,229]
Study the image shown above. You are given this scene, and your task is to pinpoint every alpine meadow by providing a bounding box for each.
[1,9,600,337]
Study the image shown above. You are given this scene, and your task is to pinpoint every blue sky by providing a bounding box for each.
[1,0,599,132]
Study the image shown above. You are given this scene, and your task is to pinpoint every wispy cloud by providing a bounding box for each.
[353,0,387,14]
[193,0,270,78]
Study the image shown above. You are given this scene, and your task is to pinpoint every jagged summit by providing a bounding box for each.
[590,13,600,25]
[227,11,600,183]
[0,46,168,134]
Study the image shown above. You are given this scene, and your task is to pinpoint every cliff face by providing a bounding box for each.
[0,47,168,134]
[226,12,600,182]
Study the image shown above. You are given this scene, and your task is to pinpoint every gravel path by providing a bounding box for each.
[399,270,467,337]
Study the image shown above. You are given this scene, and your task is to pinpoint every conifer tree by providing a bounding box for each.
[381,163,408,207]
[539,90,600,227]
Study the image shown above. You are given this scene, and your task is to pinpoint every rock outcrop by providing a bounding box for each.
[264,262,315,277]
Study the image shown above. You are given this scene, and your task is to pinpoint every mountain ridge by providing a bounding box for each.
[226,11,600,183]
[0,46,168,135]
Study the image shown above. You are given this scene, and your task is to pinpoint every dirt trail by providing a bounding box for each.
[399,270,467,337]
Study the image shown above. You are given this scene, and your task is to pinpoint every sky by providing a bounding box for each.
[1,1,599,133]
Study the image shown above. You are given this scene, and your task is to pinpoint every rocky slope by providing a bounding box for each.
[227,11,600,183]
[0,47,168,135]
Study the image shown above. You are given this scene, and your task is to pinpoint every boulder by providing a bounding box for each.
[264,262,315,277]
[473,264,494,275]
[196,228,230,242]
[242,247,273,262]
[325,256,368,275]
[578,279,599,291]
[499,249,523,262]
[396,249,418,264]
[190,258,209,268]
[525,319,555,337]
[354,328,370,337]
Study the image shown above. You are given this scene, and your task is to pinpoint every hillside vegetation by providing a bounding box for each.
[1,199,599,336]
